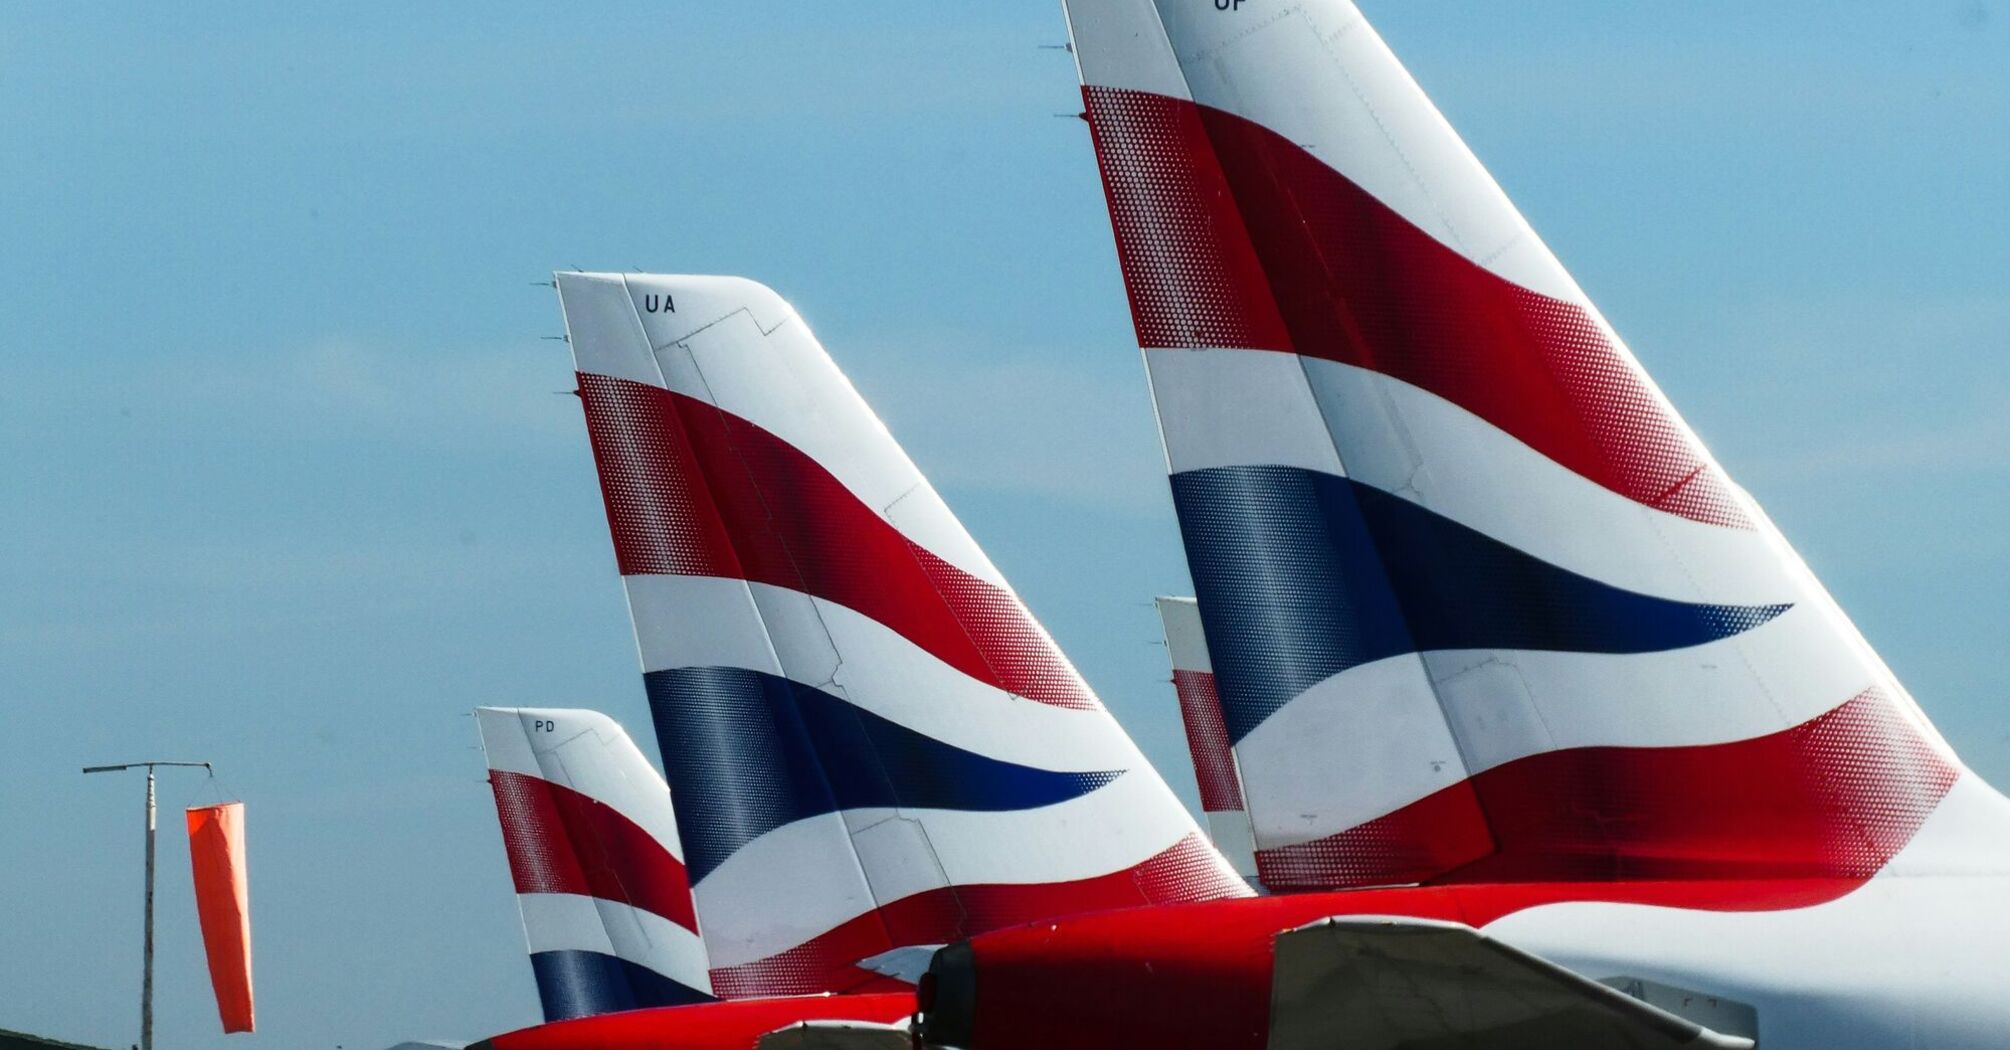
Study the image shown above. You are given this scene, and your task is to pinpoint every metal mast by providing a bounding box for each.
[84,760,212,1050]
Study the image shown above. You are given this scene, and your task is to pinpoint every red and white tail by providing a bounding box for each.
[1155,596,1256,883]
[554,272,1249,999]
[475,707,712,1021]
[1065,0,1987,893]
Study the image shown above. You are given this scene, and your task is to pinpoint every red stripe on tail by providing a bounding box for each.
[1255,688,1956,891]
[1170,669,1245,813]
[1080,86,1293,352]
[708,833,1247,999]
[1254,783,1494,891]
[1083,85,1748,528]
[490,770,699,935]
[579,372,1099,711]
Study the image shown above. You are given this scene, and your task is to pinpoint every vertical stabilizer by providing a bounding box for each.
[476,706,712,1021]
[1156,597,1256,882]
[555,272,1249,998]
[1064,0,1967,893]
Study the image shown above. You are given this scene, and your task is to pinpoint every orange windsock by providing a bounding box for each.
[187,802,255,1033]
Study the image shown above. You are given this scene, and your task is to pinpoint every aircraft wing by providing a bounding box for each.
[1268,917,1755,1050]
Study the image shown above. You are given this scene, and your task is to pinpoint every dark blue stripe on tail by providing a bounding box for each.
[1171,466,1789,742]
[643,666,1123,882]
[529,949,711,1022]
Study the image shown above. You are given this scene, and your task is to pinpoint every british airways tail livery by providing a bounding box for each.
[552,271,1250,1000]
[1155,596,1257,884]
[889,3,2010,1048]
[1065,0,1995,894]
[474,707,712,1022]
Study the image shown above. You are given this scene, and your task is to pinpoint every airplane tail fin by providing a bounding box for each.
[1155,597,1256,883]
[475,707,712,1021]
[554,272,1249,998]
[1064,0,1970,893]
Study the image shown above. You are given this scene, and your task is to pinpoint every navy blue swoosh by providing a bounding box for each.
[529,949,712,1022]
[1171,466,1789,742]
[643,666,1123,882]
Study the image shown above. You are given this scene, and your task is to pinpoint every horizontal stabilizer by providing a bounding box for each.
[756,1021,912,1050]
[1268,917,1754,1050]
[857,944,942,985]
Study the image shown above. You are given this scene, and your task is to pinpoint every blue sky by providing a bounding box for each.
[2,2,2005,1047]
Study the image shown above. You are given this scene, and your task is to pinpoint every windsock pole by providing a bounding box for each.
[84,760,212,1050]
[143,766,154,1050]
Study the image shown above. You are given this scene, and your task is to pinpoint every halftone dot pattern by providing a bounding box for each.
[489,770,700,934]
[1253,688,1957,890]
[578,371,742,578]
[681,392,1100,712]
[643,665,1123,884]
[1453,687,1957,884]
[1795,688,1960,878]
[491,770,590,898]
[1255,784,1494,892]
[1519,292,1748,527]
[1129,832,1257,905]
[1192,91,1751,529]
[707,912,898,1000]
[527,950,712,1023]
[1083,85,1293,351]
[579,372,1099,711]
[705,833,1249,999]
[1172,466,1409,742]
[1171,669,1244,812]
[1082,85,1940,891]
[1083,85,1749,528]
[576,374,1235,998]
[1172,466,1788,742]
[643,666,834,886]
[921,560,1103,713]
